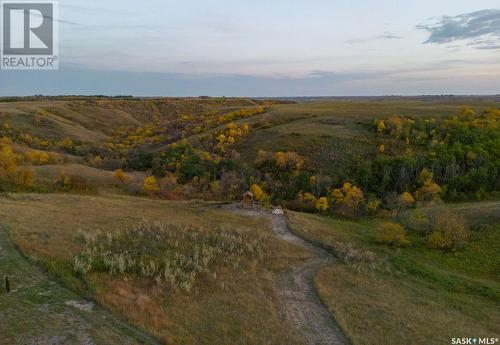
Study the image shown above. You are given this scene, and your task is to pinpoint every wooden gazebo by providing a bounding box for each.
[242,191,254,209]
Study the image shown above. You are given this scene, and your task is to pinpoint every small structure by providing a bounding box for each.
[242,191,254,209]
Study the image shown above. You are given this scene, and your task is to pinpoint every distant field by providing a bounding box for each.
[237,98,499,175]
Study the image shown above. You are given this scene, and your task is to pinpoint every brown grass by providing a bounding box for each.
[315,265,499,345]
[0,193,308,344]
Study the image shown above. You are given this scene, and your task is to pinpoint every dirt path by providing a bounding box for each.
[0,226,159,345]
[228,206,349,345]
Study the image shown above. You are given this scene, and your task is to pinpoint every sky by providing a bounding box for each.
[1,0,500,96]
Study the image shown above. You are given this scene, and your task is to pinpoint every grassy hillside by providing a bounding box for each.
[287,201,500,345]
[0,98,263,143]
[0,96,498,344]
[0,193,308,345]
[1,96,498,201]
[0,223,158,345]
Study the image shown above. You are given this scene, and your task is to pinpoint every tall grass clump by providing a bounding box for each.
[74,221,267,292]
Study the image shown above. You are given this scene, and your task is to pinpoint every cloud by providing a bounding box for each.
[417,9,500,50]
[344,32,402,44]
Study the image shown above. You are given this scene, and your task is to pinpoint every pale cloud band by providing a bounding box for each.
[418,9,500,49]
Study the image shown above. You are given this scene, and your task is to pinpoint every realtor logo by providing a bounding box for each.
[1,1,58,69]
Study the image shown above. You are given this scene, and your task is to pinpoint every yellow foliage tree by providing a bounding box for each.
[315,197,329,212]
[376,120,386,133]
[331,182,365,212]
[143,176,160,193]
[250,184,264,201]
[25,150,50,165]
[427,209,468,250]
[0,146,18,177]
[376,222,410,247]
[214,123,250,152]
[398,192,415,209]
[385,116,403,137]
[250,184,270,205]
[0,146,35,187]
[60,137,74,150]
[415,178,442,202]
[274,151,305,170]
[16,169,34,188]
[303,192,317,205]
[275,151,287,169]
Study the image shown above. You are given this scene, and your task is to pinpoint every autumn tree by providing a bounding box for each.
[274,151,305,171]
[143,176,160,193]
[376,222,410,247]
[250,184,270,206]
[415,169,442,203]
[214,123,250,153]
[219,171,241,201]
[331,182,365,216]
[0,146,18,178]
[24,150,49,165]
[426,209,469,251]
[302,192,317,206]
[315,197,329,212]
[376,120,386,133]
[385,116,403,137]
[16,168,34,188]
[60,137,74,151]
[113,169,130,184]
[397,192,415,213]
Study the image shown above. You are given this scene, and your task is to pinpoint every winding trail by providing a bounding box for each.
[228,206,349,345]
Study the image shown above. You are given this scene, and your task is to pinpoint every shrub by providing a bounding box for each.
[398,192,415,210]
[426,210,469,250]
[315,197,329,212]
[0,146,18,177]
[113,169,130,184]
[415,170,442,203]
[74,221,268,292]
[427,231,450,250]
[376,222,410,247]
[143,175,160,193]
[24,150,50,165]
[365,196,381,215]
[55,171,94,192]
[15,168,34,187]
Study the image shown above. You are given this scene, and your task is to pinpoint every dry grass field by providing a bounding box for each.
[0,193,309,344]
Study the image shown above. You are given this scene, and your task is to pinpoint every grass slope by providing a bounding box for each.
[0,193,308,345]
[0,224,158,345]
[287,204,500,345]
